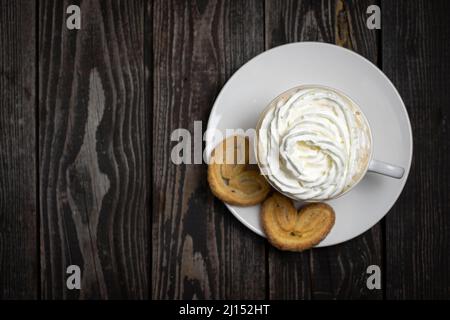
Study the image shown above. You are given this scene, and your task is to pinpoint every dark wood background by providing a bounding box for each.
[0,0,448,300]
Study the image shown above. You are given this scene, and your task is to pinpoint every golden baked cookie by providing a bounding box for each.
[208,135,271,206]
[261,193,335,251]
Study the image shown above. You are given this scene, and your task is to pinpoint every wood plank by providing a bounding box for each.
[265,0,383,299]
[151,0,266,299]
[383,0,450,299]
[0,0,37,300]
[39,0,148,299]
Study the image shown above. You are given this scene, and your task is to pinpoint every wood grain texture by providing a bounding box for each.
[383,0,450,299]
[0,0,37,299]
[0,0,447,301]
[151,0,266,299]
[39,0,148,299]
[265,0,383,299]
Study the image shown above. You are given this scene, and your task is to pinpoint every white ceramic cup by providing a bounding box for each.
[255,85,405,201]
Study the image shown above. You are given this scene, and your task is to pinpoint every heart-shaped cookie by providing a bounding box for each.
[208,135,271,206]
[262,193,335,251]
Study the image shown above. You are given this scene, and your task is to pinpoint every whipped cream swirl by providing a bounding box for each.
[257,87,371,200]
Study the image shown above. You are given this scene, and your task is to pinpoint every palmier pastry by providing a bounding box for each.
[208,135,271,206]
[261,193,335,251]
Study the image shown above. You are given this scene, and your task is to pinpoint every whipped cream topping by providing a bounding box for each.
[257,87,371,200]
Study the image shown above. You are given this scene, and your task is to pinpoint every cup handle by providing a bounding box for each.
[368,159,405,179]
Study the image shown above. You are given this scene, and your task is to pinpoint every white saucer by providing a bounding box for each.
[206,42,412,247]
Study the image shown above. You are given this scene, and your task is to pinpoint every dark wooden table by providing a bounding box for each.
[0,0,449,300]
